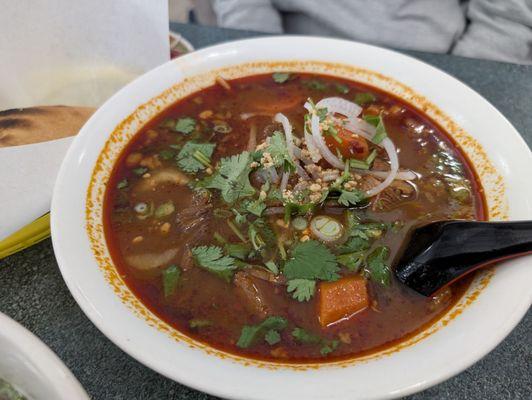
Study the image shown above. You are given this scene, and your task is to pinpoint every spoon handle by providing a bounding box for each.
[395,220,532,296]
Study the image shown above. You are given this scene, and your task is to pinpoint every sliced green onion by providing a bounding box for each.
[310,216,344,242]
[227,219,247,243]
[154,201,175,218]
[292,216,308,231]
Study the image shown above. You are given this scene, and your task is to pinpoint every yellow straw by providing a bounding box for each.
[0,213,51,260]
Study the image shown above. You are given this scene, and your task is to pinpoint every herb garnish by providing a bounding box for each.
[116,178,128,189]
[365,246,391,285]
[202,151,255,203]
[236,316,288,348]
[162,265,181,298]
[266,131,296,172]
[177,142,216,173]
[192,245,237,281]
[363,114,388,144]
[354,92,376,106]
[287,279,316,302]
[175,117,196,134]
[272,72,291,83]
[291,327,340,356]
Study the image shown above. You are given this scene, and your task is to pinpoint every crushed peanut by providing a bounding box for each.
[132,236,144,244]
[125,152,143,168]
[300,234,310,242]
[199,110,213,119]
[160,222,171,234]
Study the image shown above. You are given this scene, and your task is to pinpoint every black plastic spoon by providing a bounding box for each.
[394,220,532,296]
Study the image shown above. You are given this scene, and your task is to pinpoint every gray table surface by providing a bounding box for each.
[1,22,530,400]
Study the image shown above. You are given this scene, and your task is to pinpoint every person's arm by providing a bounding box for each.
[453,0,532,64]
[212,0,283,33]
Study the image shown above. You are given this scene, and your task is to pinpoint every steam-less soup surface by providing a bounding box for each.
[104,73,484,362]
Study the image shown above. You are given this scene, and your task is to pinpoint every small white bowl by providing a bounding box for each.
[51,37,532,400]
[0,312,89,400]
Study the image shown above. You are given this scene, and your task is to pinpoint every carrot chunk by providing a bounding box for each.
[318,275,369,326]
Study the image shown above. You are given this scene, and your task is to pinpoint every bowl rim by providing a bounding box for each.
[51,35,532,400]
[0,312,89,400]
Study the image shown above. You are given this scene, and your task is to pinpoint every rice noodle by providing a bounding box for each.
[316,97,362,118]
[355,169,419,181]
[365,137,399,197]
[280,171,290,192]
[247,122,257,152]
[310,113,344,169]
[240,111,274,120]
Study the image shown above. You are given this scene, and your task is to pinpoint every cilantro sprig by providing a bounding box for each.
[191,245,237,281]
[237,316,288,348]
[201,151,255,203]
[283,240,339,302]
[177,142,215,173]
[266,131,296,172]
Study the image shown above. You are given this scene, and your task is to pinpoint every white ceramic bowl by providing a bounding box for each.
[0,312,89,400]
[51,37,532,400]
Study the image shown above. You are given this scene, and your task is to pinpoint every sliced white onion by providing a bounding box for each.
[268,167,280,183]
[274,113,295,159]
[247,122,257,152]
[280,171,290,193]
[310,113,344,169]
[355,169,419,181]
[343,117,378,143]
[365,137,399,197]
[304,130,322,162]
[316,97,362,118]
[275,113,310,180]
[295,161,310,180]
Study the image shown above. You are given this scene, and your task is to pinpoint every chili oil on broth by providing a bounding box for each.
[103,72,485,363]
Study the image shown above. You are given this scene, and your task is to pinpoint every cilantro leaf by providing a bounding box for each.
[192,245,237,281]
[363,114,388,144]
[337,236,370,254]
[335,83,349,94]
[248,218,276,251]
[304,79,327,91]
[116,178,128,189]
[283,202,315,223]
[287,279,316,302]
[267,131,296,172]
[203,151,255,203]
[365,246,391,286]
[236,316,288,348]
[283,240,339,281]
[336,252,365,272]
[320,340,339,356]
[162,265,181,298]
[175,117,196,134]
[291,327,322,344]
[245,199,266,217]
[354,92,376,106]
[272,72,291,83]
[264,329,281,345]
[337,189,366,207]
[292,327,340,356]
[133,167,148,176]
[177,142,216,173]
[159,149,175,160]
[224,242,252,260]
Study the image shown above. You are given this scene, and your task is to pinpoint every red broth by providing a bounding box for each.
[104,73,485,362]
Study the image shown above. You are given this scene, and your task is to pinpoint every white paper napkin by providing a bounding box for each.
[0,0,170,240]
